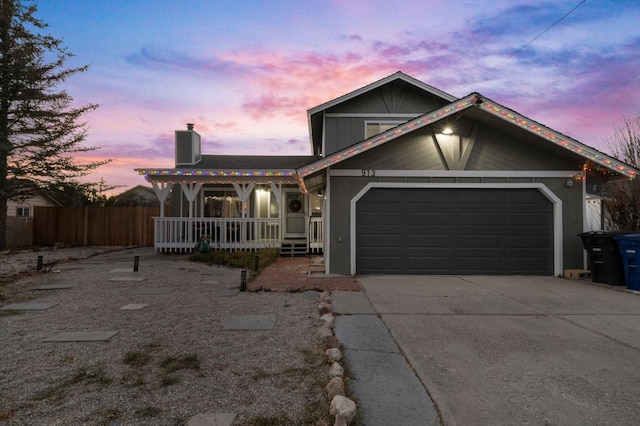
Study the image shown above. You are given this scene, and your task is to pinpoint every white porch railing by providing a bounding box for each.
[309,216,323,254]
[154,217,281,253]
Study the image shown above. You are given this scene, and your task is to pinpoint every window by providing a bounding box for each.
[16,206,30,217]
[256,188,279,219]
[203,190,241,218]
[365,121,405,139]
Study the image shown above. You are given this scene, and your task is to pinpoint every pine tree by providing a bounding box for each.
[0,0,107,249]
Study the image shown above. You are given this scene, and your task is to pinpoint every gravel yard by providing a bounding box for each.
[0,247,331,425]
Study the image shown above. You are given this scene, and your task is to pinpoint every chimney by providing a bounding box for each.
[175,124,201,166]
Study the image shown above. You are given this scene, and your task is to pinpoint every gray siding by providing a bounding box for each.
[328,80,448,114]
[322,80,451,155]
[466,125,583,171]
[336,130,444,170]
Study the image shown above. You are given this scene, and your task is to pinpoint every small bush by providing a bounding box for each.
[135,406,161,418]
[190,248,279,270]
[160,354,201,373]
[160,375,179,387]
[122,350,152,367]
[70,366,111,385]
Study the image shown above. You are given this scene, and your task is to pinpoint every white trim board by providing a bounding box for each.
[325,113,421,118]
[331,169,583,178]
[348,182,563,276]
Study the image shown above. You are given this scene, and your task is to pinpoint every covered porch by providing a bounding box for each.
[135,168,325,255]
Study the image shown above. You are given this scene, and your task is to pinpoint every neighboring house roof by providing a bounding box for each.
[297,93,639,179]
[115,185,156,199]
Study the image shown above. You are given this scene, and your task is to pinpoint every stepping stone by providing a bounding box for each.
[32,284,75,291]
[0,302,58,311]
[43,331,118,342]
[133,287,173,295]
[222,314,277,331]
[303,291,319,300]
[120,303,148,310]
[213,289,239,297]
[109,276,146,282]
[109,268,134,273]
[187,412,237,426]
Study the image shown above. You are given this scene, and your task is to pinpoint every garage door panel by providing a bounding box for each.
[358,212,402,226]
[457,213,502,225]
[507,235,552,248]
[356,188,553,275]
[406,234,453,247]
[457,235,502,248]
[406,212,453,225]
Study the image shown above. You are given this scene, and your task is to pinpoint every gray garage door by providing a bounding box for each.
[356,188,554,275]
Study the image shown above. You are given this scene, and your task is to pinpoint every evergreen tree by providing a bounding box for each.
[0,0,107,248]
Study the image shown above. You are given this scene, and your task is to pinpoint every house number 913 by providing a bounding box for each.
[362,169,376,177]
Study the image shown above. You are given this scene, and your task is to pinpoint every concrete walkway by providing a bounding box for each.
[360,275,640,426]
[332,291,440,426]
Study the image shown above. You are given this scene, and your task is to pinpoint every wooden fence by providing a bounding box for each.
[33,206,162,247]
[7,217,34,248]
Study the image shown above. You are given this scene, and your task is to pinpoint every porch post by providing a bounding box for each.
[151,181,172,218]
[180,183,202,218]
[232,183,255,218]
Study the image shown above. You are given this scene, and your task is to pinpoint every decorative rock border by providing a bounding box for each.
[318,291,357,426]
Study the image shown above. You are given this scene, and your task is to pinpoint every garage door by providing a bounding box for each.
[356,188,554,275]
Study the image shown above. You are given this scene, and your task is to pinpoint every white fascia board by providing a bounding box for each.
[330,170,583,178]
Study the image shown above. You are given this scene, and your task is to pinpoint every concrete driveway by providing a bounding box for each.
[360,275,640,425]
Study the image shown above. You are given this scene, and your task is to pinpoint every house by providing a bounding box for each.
[109,185,161,206]
[8,188,61,217]
[135,72,637,276]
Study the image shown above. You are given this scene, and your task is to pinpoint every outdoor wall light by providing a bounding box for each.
[441,127,453,135]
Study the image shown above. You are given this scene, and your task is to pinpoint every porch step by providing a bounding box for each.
[280,241,307,257]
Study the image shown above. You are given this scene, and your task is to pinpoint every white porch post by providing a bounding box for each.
[269,183,282,205]
[151,181,172,218]
[180,183,202,218]
[232,183,255,218]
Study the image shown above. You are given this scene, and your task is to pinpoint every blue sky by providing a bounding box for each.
[34,0,640,191]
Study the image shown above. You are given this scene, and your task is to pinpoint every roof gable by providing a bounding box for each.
[298,93,638,179]
[306,71,458,155]
[307,71,457,115]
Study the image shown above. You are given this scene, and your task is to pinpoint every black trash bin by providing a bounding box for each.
[579,231,627,286]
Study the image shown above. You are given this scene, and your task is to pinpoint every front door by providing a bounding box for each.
[284,190,306,238]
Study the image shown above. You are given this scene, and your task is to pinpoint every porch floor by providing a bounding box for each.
[248,256,361,292]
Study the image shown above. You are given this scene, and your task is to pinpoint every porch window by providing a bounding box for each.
[365,121,405,139]
[203,190,241,218]
[255,188,279,219]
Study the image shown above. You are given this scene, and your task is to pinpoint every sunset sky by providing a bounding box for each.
[35,0,640,193]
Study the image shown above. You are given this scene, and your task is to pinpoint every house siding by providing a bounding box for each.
[334,128,444,170]
[322,81,450,155]
[7,194,57,217]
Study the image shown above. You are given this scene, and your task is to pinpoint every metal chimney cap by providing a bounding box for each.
[186,123,194,131]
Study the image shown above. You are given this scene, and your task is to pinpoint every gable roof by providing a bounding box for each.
[298,93,638,179]
[306,71,458,154]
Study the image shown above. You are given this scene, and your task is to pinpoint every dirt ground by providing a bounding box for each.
[0,247,356,425]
